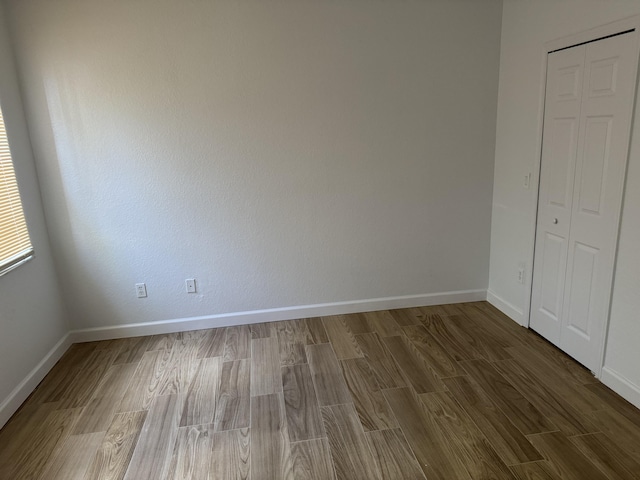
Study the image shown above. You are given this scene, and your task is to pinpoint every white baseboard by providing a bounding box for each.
[486,290,526,326]
[0,333,73,429]
[70,289,487,342]
[600,366,640,410]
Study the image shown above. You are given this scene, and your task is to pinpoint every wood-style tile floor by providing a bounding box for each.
[1,301,640,479]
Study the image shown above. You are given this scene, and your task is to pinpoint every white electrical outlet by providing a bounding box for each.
[135,283,147,298]
[185,278,197,294]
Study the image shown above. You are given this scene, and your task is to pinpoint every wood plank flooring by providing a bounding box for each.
[2,301,640,479]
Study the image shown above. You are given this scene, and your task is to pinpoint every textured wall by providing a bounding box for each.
[0,2,68,414]
[5,0,502,329]
[491,2,640,391]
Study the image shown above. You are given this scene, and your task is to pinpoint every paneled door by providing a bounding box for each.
[530,31,639,372]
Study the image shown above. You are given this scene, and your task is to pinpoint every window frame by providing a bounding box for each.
[0,101,34,277]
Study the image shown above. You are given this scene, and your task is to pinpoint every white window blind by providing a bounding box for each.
[0,104,33,276]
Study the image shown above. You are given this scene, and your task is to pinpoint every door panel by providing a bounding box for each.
[566,241,599,338]
[556,64,581,99]
[578,116,611,215]
[539,232,566,322]
[530,46,585,344]
[560,32,638,371]
[588,57,618,97]
[548,119,578,208]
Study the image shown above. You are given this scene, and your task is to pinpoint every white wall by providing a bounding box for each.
[0,2,69,425]
[5,0,502,330]
[490,1,640,404]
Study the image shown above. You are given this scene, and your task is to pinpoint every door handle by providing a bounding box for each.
[553,218,558,224]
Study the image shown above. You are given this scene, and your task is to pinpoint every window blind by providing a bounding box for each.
[0,104,33,276]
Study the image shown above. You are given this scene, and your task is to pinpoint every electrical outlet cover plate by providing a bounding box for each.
[135,283,147,298]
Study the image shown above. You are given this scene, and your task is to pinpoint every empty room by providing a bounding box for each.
[1,0,640,478]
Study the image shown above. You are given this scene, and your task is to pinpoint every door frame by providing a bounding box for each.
[526,15,640,378]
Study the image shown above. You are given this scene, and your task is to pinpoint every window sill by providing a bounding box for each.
[0,252,34,278]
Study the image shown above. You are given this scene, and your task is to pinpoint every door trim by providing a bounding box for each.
[526,15,640,378]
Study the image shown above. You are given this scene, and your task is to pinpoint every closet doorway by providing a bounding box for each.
[530,24,640,373]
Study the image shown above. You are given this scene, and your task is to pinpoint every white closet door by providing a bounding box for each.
[531,31,639,372]
[530,45,585,345]
[561,33,638,370]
